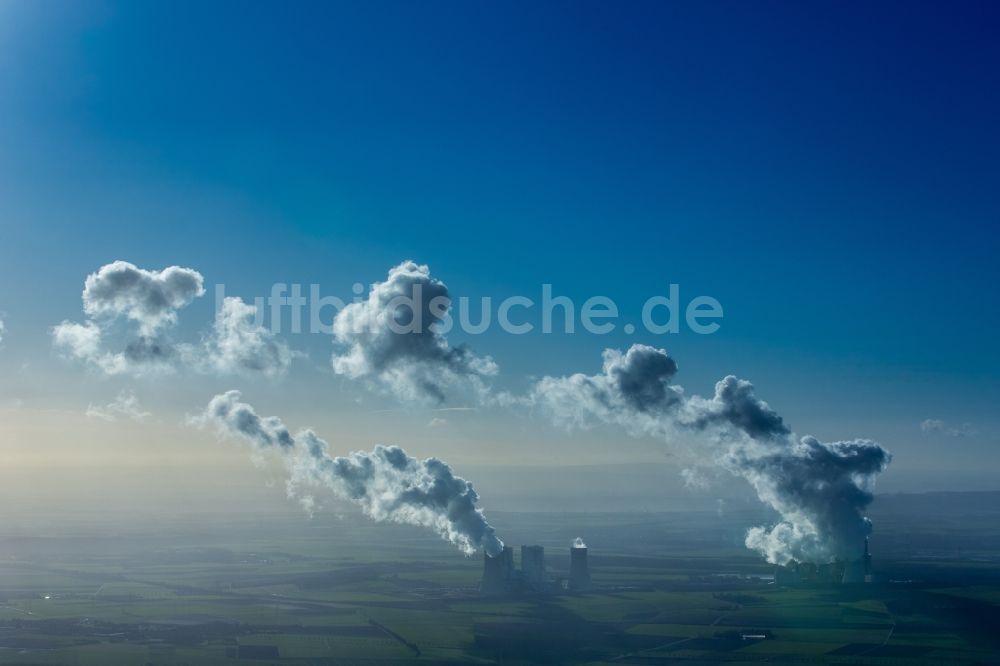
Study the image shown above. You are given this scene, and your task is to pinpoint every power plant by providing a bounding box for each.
[480,539,592,595]
[775,537,874,586]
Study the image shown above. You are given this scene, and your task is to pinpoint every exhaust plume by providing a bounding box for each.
[530,344,682,436]
[52,261,203,375]
[331,261,497,403]
[81,260,204,334]
[687,375,789,440]
[86,390,151,423]
[531,344,891,565]
[735,436,890,565]
[190,297,295,377]
[196,391,503,556]
[53,261,296,378]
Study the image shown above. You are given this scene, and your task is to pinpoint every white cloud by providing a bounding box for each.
[52,320,138,375]
[53,261,204,376]
[530,344,891,565]
[195,391,504,556]
[192,297,295,377]
[331,261,497,403]
[82,260,204,335]
[86,391,151,422]
[920,418,978,438]
[54,261,295,379]
[680,467,712,490]
[529,344,682,437]
[919,418,945,433]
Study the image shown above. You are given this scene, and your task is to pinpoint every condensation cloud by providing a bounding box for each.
[530,344,891,565]
[331,261,497,403]
[196,391,503,556]
[54,261,294,378]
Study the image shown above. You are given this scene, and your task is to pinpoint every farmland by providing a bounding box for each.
[1,493,999,664]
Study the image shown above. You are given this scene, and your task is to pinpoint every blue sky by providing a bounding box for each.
[0,1,998,491]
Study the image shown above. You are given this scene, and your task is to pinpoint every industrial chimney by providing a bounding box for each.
[863,537,873,583]
[568,538,591,590]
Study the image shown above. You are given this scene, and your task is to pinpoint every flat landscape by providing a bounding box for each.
[2,2,998,664]
[1,491,999,665]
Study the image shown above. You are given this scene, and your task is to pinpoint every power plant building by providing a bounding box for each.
[480,541,590,595]
[775,538,874,586]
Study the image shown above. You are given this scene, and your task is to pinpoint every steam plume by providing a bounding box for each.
[86,391,151,422]
[53,261,204,375]
[530,344,681,436]
[687,375,789,440]
[531,344,891,565]
[736,436,890,564]
[54,261,295,378]
[82,260,204,335]
[196,391,503,556]
[331,261,497,403]
[192,297,295,377]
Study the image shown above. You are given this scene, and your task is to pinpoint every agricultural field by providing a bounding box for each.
[1,493,999,664]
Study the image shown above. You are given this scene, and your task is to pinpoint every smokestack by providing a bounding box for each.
[480,545,514,595]
[521,545,545,588]
[863,537,872,583]
[569,538,591,590]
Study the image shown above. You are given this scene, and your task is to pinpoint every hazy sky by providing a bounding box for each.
[0,1,998,505]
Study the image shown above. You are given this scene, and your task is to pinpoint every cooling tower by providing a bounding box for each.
[521,545,545,588]
[568,545,591,590]
[842,537,873,584]
[480,545,514,595]
[841,558,863,583]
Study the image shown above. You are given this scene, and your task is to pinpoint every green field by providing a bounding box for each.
[1,499,999,664]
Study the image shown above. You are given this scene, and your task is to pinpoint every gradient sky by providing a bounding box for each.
[0,1,998,501]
